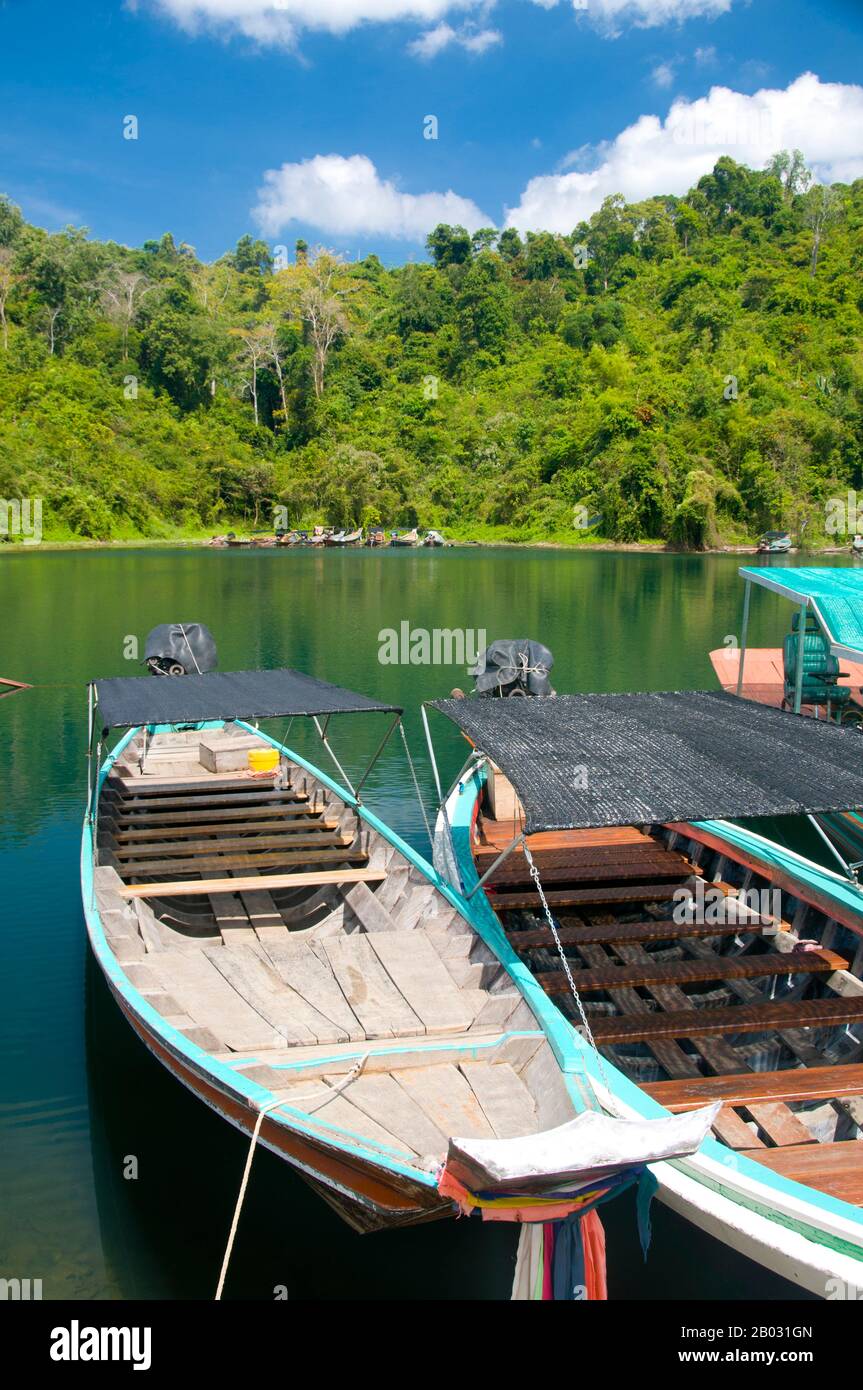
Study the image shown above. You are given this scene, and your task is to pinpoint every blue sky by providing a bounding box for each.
[1,0,862,262]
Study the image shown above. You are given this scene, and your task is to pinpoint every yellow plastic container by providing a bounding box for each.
[248,747,280,774]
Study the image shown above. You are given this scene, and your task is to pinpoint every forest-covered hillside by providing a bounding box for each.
[0,153,861,547]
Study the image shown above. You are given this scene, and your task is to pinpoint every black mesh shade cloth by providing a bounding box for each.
[429,690,863,833]
[93,668,400,735]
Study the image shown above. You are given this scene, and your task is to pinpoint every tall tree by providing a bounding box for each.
[765,149,812,202]
[0,248,15,349]
[804,183,841,276]
[298,253,353,398]
[100,267,151,359]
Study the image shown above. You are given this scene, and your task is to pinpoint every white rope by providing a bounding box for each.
[178,623,203,674]
[521,841,612,1099]
[214,1053,370,1300]
[399,723,435,848]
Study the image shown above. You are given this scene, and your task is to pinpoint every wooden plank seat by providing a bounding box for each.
[592,995,863,1045]
[109,818,340,842]
[108,788,309,811]
[110,804,328,828]
[118,868,387,898]
[111,830,351,857]
[506,919,769,949]
[110,773,279,795]
[738,1143,863,1206]
[485,859,691,887]
[487,884,690,910]
[536,949,847,995]
[474,844,688,870]
[645,1063,863,1112]
[117,847,370,876]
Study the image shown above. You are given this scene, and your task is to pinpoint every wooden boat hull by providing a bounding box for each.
[437,764,863,1295]
[111,984,442,1232]
[82,721,584,1240]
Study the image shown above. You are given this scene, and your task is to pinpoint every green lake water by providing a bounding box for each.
[0,545,837,1300]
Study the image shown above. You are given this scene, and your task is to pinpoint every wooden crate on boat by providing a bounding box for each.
[198,733,269,773]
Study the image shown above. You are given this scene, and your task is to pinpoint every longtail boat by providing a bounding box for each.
[425,688,863,1296]
[0,677,30,699]
[390,528,418,547]
[81,667,711,1248]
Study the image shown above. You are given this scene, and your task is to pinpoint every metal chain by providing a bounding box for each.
[399,723,435,848]
[521,840,612,1097]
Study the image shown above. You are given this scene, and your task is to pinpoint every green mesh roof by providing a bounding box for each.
[739,566,863,661]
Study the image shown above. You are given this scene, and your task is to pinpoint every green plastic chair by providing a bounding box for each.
[782,613,852,719]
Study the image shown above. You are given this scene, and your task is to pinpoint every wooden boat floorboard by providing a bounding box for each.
[738,1142,863,1206]
[645,1064,863,1111]
[591,995,863,1044]
[537,949,847,995]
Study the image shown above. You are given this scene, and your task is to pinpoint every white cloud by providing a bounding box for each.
[408,19,501,57]
[152,1,481,47]
[252,152,491,240]
[149,0,738,48]
[694,44,717,65]
[535,0,735,34]
[651,61,676,89]
[506,72,863,232]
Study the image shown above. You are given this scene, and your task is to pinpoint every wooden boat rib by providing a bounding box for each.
[429,690,863,1294]
[82,676,616,1236]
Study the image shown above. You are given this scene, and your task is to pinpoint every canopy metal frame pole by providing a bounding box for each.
[312,716,356,797]
[793,599,808,714]
[736,577,752,698]
[353,712,402,800]
[420,702,444,805]
[465,830,526,900]
[807,814,861,886]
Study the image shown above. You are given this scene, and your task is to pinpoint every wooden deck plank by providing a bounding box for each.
[329,1072,448,1160]
[111,817,339,841]
[507,920,767,949]
[208,890,258,945]
[459,1061,537,1138]
[117,846,369,876]
[395,1063,496,1140]
[204,945,346,1046]
[262,939,365,1042]
[342,880,400,934]
[487,884,688,910]
[608,937,813,1148]
[276,1078,417,1159]
[645,1064,863,1112]
[537,950,847,995]
[592,996,863,1045]
[142,951,278,1051]
[365,932,477,1035]
[118,868,386,898]
[109,788,309,811]
[113,830,351,858]
[739,1142,863,1205]
[486,859,690,887]
[112,802,325,827]
[322,935,424,1039]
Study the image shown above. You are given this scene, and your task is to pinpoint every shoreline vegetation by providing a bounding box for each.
[1,153,861,553]
[2,531,858,556]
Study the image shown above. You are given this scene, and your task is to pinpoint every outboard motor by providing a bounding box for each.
[471,639,555,698]
[144,623,218,677]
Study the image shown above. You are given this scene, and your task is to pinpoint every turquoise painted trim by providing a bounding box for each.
[693,817,863,928]
[224,1030,544,1075]
[442,774,863,1254]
